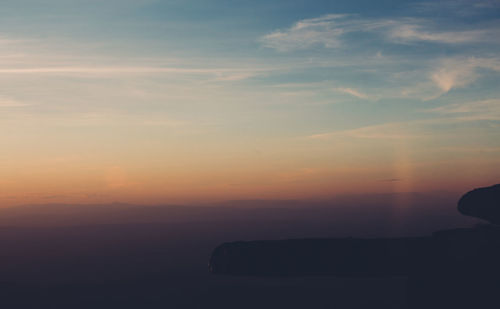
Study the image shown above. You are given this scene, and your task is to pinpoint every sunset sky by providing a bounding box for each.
[1,0,499,206]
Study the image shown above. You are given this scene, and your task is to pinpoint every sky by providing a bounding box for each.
[0,0,499,206]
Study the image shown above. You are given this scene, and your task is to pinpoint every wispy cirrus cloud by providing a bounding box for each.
[430,57,500,95]
[260,14,348,51]
[430,62,478,94]
[428,99,500,121]
[335,87,370,100]
[260,13,500,52]
[366,55,500,101]
[0,33,270,82]
[309,122,424,140]
[310,98,500,141]
[1,112,192,128]
[388,25,496,44]
[0,66,265,81]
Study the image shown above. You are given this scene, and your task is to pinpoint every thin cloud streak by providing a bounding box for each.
[260,14,500,52]
[309,122,424,140]
[379,178,402,182]
[336,87,370,99]
[388,25,497,44]
[0,96,31,107]
[308,109,500,141]
[428,99,500,121]
[0,66,266,77]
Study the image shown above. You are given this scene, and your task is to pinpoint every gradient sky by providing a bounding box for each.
[1,0,499,206]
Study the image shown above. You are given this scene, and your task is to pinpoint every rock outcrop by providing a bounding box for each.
[458,184,500,224]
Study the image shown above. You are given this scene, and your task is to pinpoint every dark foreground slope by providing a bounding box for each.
[0,192,481,308]
[0,222,407,309]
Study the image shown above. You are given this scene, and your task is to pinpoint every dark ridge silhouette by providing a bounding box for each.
[458,183,500,224]
[209,225,500,277]
[209,184,500,308]
[209,237,433,277]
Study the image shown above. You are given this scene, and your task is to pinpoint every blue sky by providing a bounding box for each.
[0,0,499,205]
